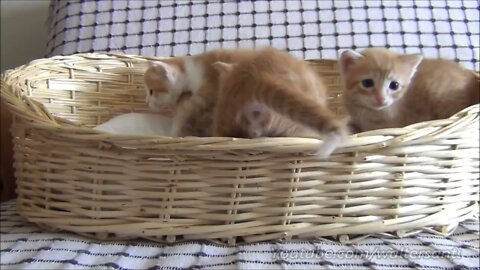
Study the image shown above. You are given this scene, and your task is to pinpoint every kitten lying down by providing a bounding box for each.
[340,48,479,132]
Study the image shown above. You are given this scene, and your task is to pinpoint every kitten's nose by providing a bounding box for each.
[374,95,385,105]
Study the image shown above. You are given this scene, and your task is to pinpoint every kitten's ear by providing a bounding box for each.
[398,54,423,70]
[339,50,364,74]
[398,54,423,80]
[212,61,235,73]
[148,61,179,83]
[147,61,157,68]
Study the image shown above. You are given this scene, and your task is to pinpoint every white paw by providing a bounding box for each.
[315,131,347,159]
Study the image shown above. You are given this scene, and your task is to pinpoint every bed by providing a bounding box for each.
[2,0,479,269]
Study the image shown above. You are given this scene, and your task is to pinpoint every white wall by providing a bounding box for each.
[1,0,50,73]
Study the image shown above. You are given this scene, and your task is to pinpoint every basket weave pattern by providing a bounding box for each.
[1,53,479,244]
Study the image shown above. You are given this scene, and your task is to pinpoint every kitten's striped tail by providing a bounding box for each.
[253,76,348,157]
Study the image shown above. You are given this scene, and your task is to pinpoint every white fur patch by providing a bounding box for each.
[315,131,346,159]
[152,61,177,83]
[184,59,204,93]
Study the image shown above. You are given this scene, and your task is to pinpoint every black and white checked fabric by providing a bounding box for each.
[1,200,479,269]
[11,1,478,268]
[46,0,480,70]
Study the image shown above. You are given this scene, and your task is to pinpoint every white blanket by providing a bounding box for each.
[94,112,172,136]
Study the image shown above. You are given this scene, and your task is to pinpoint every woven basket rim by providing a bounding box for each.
[1,53,479,146]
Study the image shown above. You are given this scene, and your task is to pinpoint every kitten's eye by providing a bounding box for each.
[149,89,153,95]
[389,81,400,91]
[361,79,374,88]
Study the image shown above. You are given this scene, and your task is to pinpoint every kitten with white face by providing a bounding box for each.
[143,49,256,137]
[144,59,200,110]
[339,48,479,132]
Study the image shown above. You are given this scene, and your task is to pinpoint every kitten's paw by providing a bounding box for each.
[240,102,271,138]
[315,132,343,158]
[315,122,349,159]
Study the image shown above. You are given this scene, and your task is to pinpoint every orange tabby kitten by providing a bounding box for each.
[339,48,479,132]
[212,47,348,157]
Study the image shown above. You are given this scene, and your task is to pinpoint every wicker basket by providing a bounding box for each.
[1,53,479,245]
